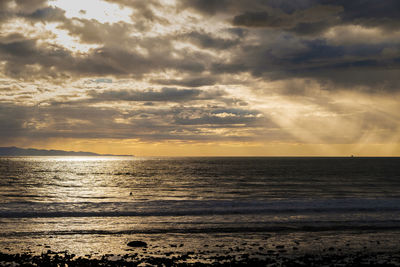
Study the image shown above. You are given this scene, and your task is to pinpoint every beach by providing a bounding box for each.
[1,157,400,266]
[2,231,400,266]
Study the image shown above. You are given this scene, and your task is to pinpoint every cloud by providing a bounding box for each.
[325,0,400,30]
[0,100,270,142]
[0,0,399,152]
[0,103,29,139]
[59,18,132,45]
[1,0,397,91]
[232,5,342,35]
[0,32,213,80]
[211,35,400,91]
[233,11,289,28]
[0,0,49,23]
[182,0,400,34]
[87,87,208,102]
[23,6,65,21]
[181,31,240,50]
[178,0,231,15]
[153,76,217,87]
[93,78,113,83]
[48,87,235,106]
[173,107,264,126]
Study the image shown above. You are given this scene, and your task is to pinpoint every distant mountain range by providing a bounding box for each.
[0,147,131,156]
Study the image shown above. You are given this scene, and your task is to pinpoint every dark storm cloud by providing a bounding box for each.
[0,38,37,58]
[211,35,400,91]
[87,87,208,102]
[288,21,334,36]
[179,0,230,15]
[181,0,400,34]
[321,0,400,30]
[153,76,217,87]
[181,31,240,50]
[49,88,238,107]
[233,11,287,28]
[231,5,342,34]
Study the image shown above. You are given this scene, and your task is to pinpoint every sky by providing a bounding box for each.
[0,0,399,156]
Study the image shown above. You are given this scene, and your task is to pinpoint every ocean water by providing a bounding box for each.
[1,156,400,256]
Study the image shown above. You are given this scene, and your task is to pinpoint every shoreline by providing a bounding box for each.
[2,230,400,265]
[2,248,400,266]
[2,230,400,266]
[2,228,400,266]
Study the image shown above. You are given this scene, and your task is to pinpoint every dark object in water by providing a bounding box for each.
[127,241,147,247]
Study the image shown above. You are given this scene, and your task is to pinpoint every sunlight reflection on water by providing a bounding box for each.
[0,157,400,256]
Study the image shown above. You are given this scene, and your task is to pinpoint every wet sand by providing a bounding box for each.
[2,232,400,266]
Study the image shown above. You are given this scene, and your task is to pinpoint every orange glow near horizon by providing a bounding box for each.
[6,138,400,157]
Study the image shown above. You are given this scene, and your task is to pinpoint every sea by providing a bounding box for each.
[1,156,400,258]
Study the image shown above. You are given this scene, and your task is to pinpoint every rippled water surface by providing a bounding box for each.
[1,156,400,255]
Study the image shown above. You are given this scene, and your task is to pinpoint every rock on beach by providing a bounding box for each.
[127,241,148,248]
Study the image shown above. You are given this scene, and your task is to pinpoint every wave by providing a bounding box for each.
[0,208,400,218]
[2,223,400,237]
[1,198,400,218]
